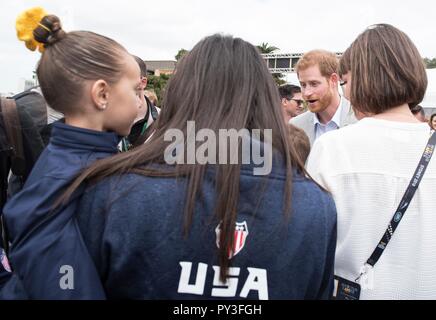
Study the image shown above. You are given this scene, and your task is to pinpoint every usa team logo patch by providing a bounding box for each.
[215,221,249,259]
[1,249,12,273]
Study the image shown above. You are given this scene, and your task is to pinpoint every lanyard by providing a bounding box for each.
[121,137,130,152]
[357,131,436,280]
[140,119,148,135]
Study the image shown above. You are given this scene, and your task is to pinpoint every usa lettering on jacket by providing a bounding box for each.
[177,262,268,300]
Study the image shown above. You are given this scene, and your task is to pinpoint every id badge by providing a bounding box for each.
[333,275,361,300]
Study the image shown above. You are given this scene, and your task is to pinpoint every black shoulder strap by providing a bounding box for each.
[357,130,436,281]
[0,98,26,177]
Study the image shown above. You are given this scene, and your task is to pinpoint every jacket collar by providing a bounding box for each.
[50,121,120,153]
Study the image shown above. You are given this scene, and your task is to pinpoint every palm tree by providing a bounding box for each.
[257,43,285,86]
[256,42,279,54]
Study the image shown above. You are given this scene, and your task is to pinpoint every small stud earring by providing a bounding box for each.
[101,104,107,109]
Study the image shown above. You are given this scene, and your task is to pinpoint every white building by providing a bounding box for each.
[17,78,38,93]
[422,69,436,116]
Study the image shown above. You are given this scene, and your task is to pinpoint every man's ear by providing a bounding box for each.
[142,76,148,89]
[91,80,109,111]
[330,73,339,87]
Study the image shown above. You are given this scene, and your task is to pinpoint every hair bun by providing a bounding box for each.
[33,15,66,47]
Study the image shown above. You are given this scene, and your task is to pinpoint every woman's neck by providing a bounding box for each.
[371,104,421,123]
[64,113,104,132]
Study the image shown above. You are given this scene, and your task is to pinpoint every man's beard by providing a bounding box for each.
[307,89,333,113]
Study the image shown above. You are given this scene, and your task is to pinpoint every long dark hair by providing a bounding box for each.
[61,34,307,280]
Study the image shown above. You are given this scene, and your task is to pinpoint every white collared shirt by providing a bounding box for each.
[313,96,343,140]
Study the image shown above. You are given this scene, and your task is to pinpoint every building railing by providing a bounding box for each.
[262,52,343,73]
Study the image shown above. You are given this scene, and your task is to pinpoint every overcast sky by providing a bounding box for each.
[1,0,435,93]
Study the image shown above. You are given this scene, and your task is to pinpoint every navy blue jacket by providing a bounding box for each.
[76,161,337,299]
[0,122,119,299]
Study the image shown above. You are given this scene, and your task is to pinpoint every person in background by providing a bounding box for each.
[278,84,304,122]
[430,113,436,130]
[121,56,160,151]
[145,89,158,107]
[290,50,356,146]
[288,124,310,164]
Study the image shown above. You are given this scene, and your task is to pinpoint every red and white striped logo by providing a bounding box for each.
[215,221,249,259]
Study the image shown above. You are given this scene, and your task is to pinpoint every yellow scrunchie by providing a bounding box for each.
[16,7,48,53]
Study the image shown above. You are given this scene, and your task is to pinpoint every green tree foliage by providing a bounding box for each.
[256,42,279,54]
[424,57,436,69]
[146,73,170,107]
[175,49,189,61]
[257,43,286,86]
[146,48,189,106]
[272,74,286,86]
